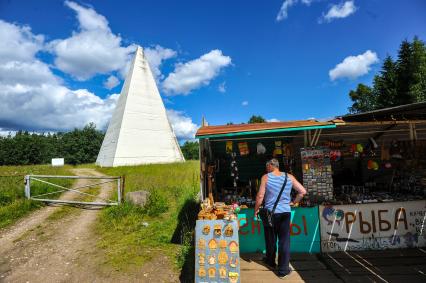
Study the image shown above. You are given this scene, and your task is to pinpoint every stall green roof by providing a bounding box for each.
[195,119,342,139]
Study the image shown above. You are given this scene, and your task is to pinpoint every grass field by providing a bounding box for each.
[0,165,73,229]
[95,161,200,276]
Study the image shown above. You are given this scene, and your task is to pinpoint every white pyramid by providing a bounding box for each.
[96,46,184,167]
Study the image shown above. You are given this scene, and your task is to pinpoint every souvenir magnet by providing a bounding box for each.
[208,239,217,250]
[229,271,239,283]
[219,267,227,279]
[208,267,216,278]
[218,251,228,265]
[219,239,227,249]
[214,224,222,237]
[198,238,206,250]
[208,255,216,265]
[198,253,205,265]
[224,224,233,237]
[229,241,239,253]
[229,257,239,268]
[202,225,210,235]
[198,267,206,278]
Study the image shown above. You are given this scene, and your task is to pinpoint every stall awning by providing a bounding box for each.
[196,119,341,139]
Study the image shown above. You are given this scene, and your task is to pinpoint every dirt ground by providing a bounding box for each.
[0,168,179,283]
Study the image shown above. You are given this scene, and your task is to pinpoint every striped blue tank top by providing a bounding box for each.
[264,172,292,213]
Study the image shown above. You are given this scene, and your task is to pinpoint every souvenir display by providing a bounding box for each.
[301,147,334,201]
[273,141,283,156]
[195,220,240,283]
[256,142,266,154]
[226,141,233,154]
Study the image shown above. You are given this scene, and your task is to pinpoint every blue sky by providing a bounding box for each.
[0,0,425,139]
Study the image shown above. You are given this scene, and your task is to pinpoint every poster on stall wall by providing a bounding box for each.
[237,207,321,253]
[319,200,426,252]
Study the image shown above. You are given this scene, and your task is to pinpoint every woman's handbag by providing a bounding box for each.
[259,173,288,228]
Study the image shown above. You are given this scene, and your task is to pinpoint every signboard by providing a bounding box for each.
[237,207,321,253]
[319,200,426,252]
[51,158,64,167]
[195,220,240,283]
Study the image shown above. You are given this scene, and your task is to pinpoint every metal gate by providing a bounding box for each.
[24,175,123,206]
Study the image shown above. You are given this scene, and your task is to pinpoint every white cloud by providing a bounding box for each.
[144,45,177,82]
[0,19,118,132]
[276,0,313,22]
[320,1,357,23]
[218,82,226,93]
[329,50,379,81]
[103,75,120,90]
[47,1,136,80]
[267,118,280,122]
[242,101,249,106]
[162,49,232,95]
[166,109,198,140]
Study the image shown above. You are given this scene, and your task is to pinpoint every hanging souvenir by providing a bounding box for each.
[226,141,233,154]
[256,142,266,155]
[229,257,239,268]
[198,238,206,250]
[224,224,234,237]
[230,153,239,187]
[208,267,216,278]
[198,253,205,265]
[219,267,227,279]
[283,143,292,157]
[198,267,206,278]
[273,141,283,156]
[218,251,228,265]
[390,140,402,159]
[208,255,216,265]
[229,272,239,283]
[330,150,341,162]
[238,142,249,156]
[208,239,218,250]
[229,241,239,253]
[202,225,211,235]
[219,239,227,249]
[367,160,379,170]
[214,224,222,237]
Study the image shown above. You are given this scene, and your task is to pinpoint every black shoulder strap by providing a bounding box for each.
[271,173,288,214]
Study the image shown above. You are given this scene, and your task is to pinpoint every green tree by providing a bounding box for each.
[348,84,375,113]
[180,141,199,160]
[374,56,398,109]
[248,115,266,124]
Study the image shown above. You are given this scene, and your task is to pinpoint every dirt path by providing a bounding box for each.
[0,168,179,283]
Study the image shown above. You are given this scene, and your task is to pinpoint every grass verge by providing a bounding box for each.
[95,161,200,273]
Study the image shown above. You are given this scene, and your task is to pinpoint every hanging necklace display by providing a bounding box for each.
[230,153,239,187]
